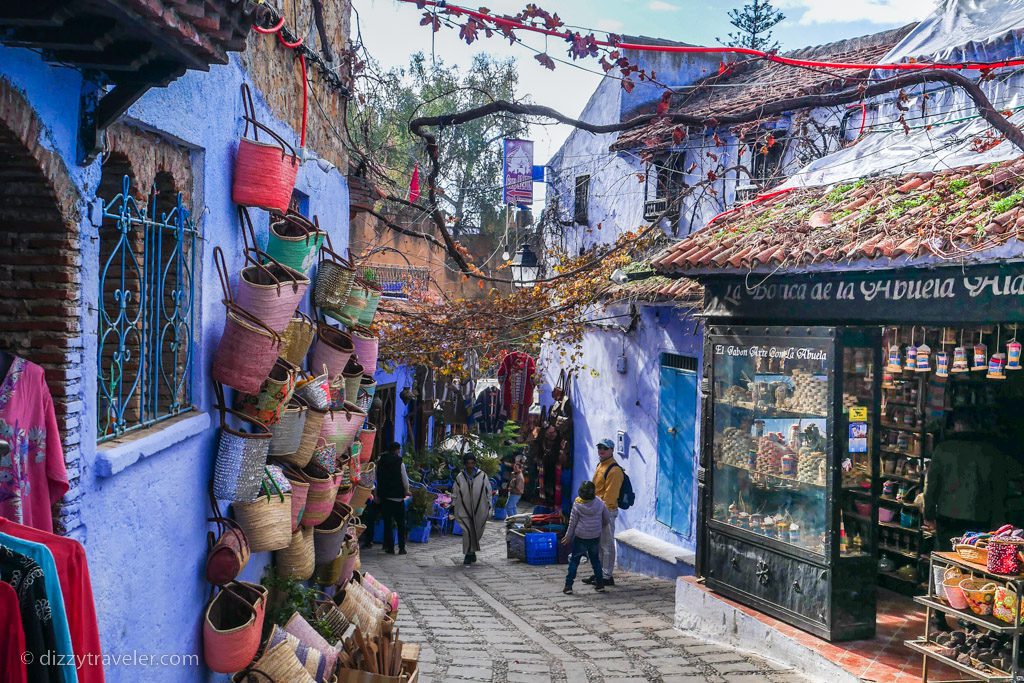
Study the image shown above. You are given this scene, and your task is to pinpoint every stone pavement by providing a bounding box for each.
[358,519,814,683]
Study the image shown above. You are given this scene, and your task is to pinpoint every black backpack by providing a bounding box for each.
[608,463,635,510]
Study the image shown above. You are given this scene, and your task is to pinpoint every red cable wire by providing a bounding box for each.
[403,0,1024,73]
[706,187,795,226]
[252,16,285,34]
[249,19,308,148]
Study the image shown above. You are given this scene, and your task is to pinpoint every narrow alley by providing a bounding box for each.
[361,520,812,683]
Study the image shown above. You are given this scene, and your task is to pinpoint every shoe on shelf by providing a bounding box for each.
[563,586,573,595]
[463,554,473,565]
[582,576,596,585]
[603,577,615,586]
[595,584,605,592]
[398,548,407,555]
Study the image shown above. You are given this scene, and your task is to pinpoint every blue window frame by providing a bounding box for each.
[98,175,197,442]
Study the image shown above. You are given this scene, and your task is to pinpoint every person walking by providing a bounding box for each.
[506,460,525,517]
[452,452,492,565]
[584,438,623,587]
[561,480,610,594]
[377,442,411,555]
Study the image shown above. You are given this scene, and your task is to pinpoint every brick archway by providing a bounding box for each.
[0,76,83,533]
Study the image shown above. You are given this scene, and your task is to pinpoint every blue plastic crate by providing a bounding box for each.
[451,520,463,536]
[372,520,398,545]
[408,522,430,544]
[525,531,558,565]
[494,508,508,521]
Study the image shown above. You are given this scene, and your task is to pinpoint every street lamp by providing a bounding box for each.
[509,244,539,288]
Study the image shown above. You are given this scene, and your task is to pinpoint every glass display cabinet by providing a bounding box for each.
[702,326,880,642]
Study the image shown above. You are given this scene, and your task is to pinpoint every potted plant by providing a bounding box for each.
[494,494,509,520]
[406,487,435,543]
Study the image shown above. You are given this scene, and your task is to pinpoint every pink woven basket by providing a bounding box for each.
[358,425,377,463]
[203,584,265,674]
[300,469,339,528]
[212,306,282,394]
[234,223,309,334]
[231,84,299,212]
[322,402,366,453]
[310,324,354,379]
[350,327,379,377]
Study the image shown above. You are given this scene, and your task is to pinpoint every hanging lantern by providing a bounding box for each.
[904,344,918,371]
[886,344,903,373]
[973,342,988,371]
[935,351,949,378]
[989,353,1007,380]
[915,343,931,372]
[952,346,969,373]
[1008,340,1022,371]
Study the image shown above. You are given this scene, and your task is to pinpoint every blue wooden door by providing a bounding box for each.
[656,362,698,540]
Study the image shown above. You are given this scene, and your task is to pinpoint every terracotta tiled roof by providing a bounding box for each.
[611,24,915,153]
[652,156,1024,274]
[601,273,704,306]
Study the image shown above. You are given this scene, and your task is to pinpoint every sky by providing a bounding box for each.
[353,0,939,166]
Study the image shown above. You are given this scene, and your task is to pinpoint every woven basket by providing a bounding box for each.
[306,439,337,479]
[313,599,350,639]
[336,485,354,507]
[357,376,377,413]
[243,640,316,683]
[206,514,252,586]
[213,305,282,394]
[955,541,990,565]
[266,212,326,275]
[349,517,366,540]
[232,87,299,213]
[350,327,379,378]
[283,612,338,675]
[301,469,339,528]
[212,404,272,503]
[268,402,307,459]
[322,402,366,454]
[278,316,317,367]
[236,359,297,428]
[266,625,324,682]
[342,360,363,404]
[314,503,352,564]
[233,479,292,552]
[357,425,377,464]
[356,280,383,327]
[203,584,264,674]
[349,484,373,516]
[283,470,309,530]
[290,406,327,469]
[235,253,310,334]
[294,373,331,411]
[310,324,354,379]
[337,537,360,585]
[357,461,376,489]
[331,279,370,327]
[275,526,315,580]
[313,252,356,312]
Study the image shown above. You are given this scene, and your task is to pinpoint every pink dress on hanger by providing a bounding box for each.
[0,358,69,533]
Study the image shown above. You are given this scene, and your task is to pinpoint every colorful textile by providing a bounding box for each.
[0,358,69,533]
[0,518,103,682]
[0,544,59,683]
[497,352,535,424]
[0,581,27,683]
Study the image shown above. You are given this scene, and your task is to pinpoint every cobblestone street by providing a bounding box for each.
[360,520,813,683]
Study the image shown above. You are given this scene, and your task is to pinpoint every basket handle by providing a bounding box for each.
[319,243,353,268]
[258,466,286,502]
[242,115,298,162]
[236,667,274,683]
[212,246,233,305]
[240,83,259,142]
[275,210,317,236]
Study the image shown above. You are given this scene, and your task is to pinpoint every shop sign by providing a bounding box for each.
[502,139,534,205]
[849,406,867,421]
[703,263,1024,323]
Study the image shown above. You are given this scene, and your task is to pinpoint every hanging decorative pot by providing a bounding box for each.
[952,345,970,373]
[915,342,931,372]
[973,341,989,371]
[231,84,299,213]
[236,358,297,428]
[351,326,379,377]
[1009,333,1023,371]
[989,353,1007,380]
[310,324,354,379]
[935,351,949,378]
[266,212,327,275]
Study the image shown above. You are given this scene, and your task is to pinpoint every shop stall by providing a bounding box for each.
[697,263,1024,643]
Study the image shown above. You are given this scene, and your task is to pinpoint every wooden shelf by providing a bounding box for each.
[878,518,933,538]
[879,471,925,485]
[914,596,1018,634]
[879,543,920,560]
[880,447,924,459]
[716,400,827,420]
[719,461,826,489]
[933,552,1024,583]
[905,639,1011,682]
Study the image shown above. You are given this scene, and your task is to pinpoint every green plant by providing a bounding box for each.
[825,183,854,203]
[261,568,338,642]
[406,486,435,528]
[989,191,1024,215]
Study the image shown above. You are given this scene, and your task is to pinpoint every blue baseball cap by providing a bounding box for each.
[597,438,615,450]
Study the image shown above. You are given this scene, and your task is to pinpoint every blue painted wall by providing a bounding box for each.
[0,43,356,681]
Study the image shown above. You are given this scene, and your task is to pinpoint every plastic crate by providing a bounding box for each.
[494,508,508,521]
[506,529,527,561]
[372,520,398,545]
[525,531,558,565]
[408,523,430,544]
[451,521,463,536]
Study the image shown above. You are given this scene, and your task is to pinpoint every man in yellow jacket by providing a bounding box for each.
[584,438,623,586]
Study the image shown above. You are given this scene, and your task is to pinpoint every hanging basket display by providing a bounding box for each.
[321,402,366,454]
[357,424,377,464]
[203,584,265,674]
[278,314,317,368]
[301,468,339,528]
[212,390,272,503]
[275,526,315,581]
[236,216,310,334]
[309,324,354,379]
[350,326,379,378]
[236,358,297,428]
[313,245,357,313]
[231,84,299,213]
[268,401,308,459]
[232,473,292,552]
[356,279,383,327]
[266,212,327,275]
[357,376,377,413]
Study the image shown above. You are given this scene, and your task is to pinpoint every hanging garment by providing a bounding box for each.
[0,358,70,533]
[0,534,76,682]
[0,518,102,682]
[471,388,502,434]
[497,352,535,424]
[0,544,60,683]
[0,580,27,683]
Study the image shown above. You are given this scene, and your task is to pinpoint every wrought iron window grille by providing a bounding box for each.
[97,175,198,442]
